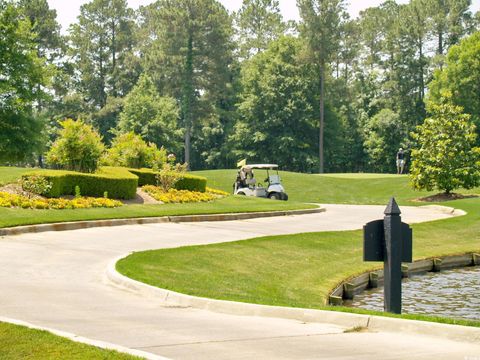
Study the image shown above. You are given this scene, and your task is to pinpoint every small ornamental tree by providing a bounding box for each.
[410,97,480,194]
[101,132,167,169]
[46,119,105,173]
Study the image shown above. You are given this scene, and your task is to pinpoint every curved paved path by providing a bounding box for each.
[0,204,478,360]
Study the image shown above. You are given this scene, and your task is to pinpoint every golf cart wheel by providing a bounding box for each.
[268,192,279,200]
[281,193,288,201]
[237,192,246,196]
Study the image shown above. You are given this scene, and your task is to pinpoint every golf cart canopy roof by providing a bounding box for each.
[242,164,278,169]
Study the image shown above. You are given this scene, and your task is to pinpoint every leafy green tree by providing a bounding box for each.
[335,19,360,81]
[358,6,385,71]
[400,0,429,104]
[89,97,124,145]
[234,0,287,59]
[117,74,182,154]
[363,109,407,173]
[231,36,318,172]
[46,119,105,173]
[0,1,48,163]
[18,0,62,58]
[474,11,480,31]
[101,132,166,169]
[141,0,234,168]
[410,96,480,194]
[426,0,471,56]
[69,0,136,108]
[297,0,346,173]
[428,32,480,131]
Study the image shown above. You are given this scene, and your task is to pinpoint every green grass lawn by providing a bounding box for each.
[194,169,479,205]
[118,173,480,326]
[0,167,315,228]
[118,197,480,306]
[0,196,314,229]
[0,322,141,359]
[0,166,31,186]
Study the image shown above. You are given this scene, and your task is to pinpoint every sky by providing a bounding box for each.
[48,0,480,34]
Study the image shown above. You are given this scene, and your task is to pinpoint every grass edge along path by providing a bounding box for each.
[117,197,480,328]
[0,321,143,360]
[0,196,316,229]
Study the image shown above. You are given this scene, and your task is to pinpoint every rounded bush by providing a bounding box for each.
[102,132,167,169]
[46,119,105,173]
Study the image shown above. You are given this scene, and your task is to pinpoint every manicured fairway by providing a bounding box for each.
[194,169,461,204]
[0,322,141,359]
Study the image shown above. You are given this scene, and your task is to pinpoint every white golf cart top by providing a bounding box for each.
[241,164,278,169]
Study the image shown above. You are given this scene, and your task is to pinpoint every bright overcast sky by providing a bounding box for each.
[48,0,480,34]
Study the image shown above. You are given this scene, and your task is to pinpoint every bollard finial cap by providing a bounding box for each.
[384,197,401,215]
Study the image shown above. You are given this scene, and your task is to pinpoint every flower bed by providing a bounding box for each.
[205,187,229,196]
[142,185,222,204]
[0,192,122,210]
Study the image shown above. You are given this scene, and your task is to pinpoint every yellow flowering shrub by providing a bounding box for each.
[205,187,229,196]
[0,192,122,210]
[142,185,218,203]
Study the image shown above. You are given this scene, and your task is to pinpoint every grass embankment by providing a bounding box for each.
[0,322,141,360]
[0,167,315,228]
[118,170,480,326]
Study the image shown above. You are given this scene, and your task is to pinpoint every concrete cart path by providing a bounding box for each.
[0,204,478,359]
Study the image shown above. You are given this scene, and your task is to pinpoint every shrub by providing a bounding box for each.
[21,175,53,197]
[0,192,122,209]
[142,186,215,203]
[127,167,207,192]
[127,168,157,186]
[46,119,105,173]
[155,163,187,191]
[22,167,138,199]
[156,170,182,192]
[75,185,81,198]
[175,173,207,192]
[101,132,167,169]
[206,187,229,196]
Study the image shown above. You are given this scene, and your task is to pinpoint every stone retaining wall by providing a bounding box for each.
[329,252,480,305]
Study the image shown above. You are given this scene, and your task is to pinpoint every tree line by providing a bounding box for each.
[1,0,480,173]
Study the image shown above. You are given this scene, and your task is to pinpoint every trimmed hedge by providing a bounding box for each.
[127,168,157,187]
[23,167,138,199]
[128,168,207,192]
[175,173,207,192]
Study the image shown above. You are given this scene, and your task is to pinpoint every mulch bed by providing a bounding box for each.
[416,192,478,202]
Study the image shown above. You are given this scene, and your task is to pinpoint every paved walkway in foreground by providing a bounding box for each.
[0,204,478,359]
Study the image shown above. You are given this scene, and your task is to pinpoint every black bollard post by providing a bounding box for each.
[383,198,402,314]
[363,197,412,315]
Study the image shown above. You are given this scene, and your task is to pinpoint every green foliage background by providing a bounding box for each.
[1,0,480,175]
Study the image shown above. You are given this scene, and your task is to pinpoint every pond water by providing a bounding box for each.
[346,266,480,321]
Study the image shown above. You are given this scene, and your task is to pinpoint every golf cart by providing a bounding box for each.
[233,164,288,201]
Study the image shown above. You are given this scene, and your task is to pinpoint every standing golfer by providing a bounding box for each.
[396,148,405,174]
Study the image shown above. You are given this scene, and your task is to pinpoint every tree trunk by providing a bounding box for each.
[319,62,325,174]
[182,34,194,169]
[111,19,117,98]
[419,37,425,101]
[438,29,443,55]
